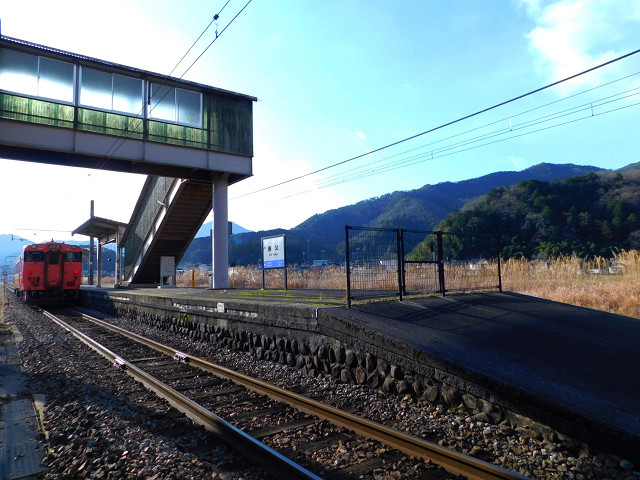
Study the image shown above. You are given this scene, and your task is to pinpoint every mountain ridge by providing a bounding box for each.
[181,162,606,266]
[292,163,603,245]
[1,162,622,269]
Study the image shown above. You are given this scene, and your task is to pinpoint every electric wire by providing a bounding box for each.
[285,92,640,196]
[272,100,640,201]
[178,0,253,79]
[95,0,252,170]
[233,73,640,200]
[263,88,640,201]
[303,69,640,187]
[167,0,232,77]
[235,47,640,199]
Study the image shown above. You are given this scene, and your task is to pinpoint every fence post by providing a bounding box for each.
[497,233,503,292]
[400,229,407,296]
[436,231,446,296]
[345,225,352,308]
[396,229,403,301]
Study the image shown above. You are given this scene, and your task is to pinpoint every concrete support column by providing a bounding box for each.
[97,242,102,288]
[116,226,125,287]
[115,245,121,286]
[211,175,229,288]
[89,237,94,285]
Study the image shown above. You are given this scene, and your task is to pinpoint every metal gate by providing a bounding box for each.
[345,226,501,307]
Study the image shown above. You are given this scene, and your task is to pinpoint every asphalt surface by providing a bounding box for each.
[342,292,640,438]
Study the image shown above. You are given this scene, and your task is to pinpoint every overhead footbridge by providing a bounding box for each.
[0,36,256,287]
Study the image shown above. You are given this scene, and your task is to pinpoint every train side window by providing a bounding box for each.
[24,251,45,262]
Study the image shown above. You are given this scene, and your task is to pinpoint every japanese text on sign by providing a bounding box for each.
[262,235,285,269]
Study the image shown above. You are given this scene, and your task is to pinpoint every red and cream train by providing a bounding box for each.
[14,242,83,304]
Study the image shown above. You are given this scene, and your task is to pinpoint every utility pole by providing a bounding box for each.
[89,200,95,286]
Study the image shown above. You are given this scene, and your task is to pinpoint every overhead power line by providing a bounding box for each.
[235,46,640,200]
[167,0,232,77]
[270,88,640,200]
[268,69,640,198]
[178,0,253,79]
[96,0,252,169]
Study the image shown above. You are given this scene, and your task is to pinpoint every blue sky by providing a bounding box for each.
[1,0,640,242]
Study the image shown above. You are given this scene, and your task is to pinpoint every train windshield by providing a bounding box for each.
[24,251,45,262]
[63,252,82,262]
[48,253,60,265]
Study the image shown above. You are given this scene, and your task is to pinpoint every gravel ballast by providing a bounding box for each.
[4,297,639,480]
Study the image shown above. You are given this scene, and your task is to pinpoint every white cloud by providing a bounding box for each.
[347,130,366,141]
[525,0,640,92]
[509,155,527,169]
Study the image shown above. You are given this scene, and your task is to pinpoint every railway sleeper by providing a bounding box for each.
[248,416,318,439]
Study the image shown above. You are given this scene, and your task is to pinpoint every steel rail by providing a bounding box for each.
[73,309,531,480]
[41,309,322,480]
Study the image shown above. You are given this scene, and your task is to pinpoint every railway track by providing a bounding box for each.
[35,307,531,480]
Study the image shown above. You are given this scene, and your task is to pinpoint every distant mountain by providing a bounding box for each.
[0,234,28,268]
[180,162,607,267]
[194,221,252,238]
[293,163,603,245]
[618,161,640,173]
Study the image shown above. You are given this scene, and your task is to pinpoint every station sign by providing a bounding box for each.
[262,235,285,269]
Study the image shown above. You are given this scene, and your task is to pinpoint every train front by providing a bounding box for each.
[14,242,82,304]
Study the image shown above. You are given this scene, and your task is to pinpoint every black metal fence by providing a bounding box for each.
[345,226,501,307]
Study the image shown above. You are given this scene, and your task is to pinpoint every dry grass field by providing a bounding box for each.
[501,250,640,319]
[98,249,639,319]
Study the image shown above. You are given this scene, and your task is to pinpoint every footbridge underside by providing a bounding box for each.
[0,123,252,183]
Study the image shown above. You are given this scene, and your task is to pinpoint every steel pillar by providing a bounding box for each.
[211,175,229,288]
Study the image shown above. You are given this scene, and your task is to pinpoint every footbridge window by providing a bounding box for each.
[0,40,254,156]
[0,49,75,103]
[80,67,144,116]
[149,83,202,128]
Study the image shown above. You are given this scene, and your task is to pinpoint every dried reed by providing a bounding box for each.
[501,250,640,319]
[99,250,639,319]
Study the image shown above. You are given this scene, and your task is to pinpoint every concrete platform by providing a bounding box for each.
[80,286,640,462]
[325,293,640,458]
[0,324,45,480]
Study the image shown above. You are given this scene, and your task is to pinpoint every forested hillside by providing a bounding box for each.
[436,170,640,259]
[294,163,600,245]
[179,163,620,267]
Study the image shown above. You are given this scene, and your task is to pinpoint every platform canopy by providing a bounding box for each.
[72,215,128,286]
[72,216,127,245]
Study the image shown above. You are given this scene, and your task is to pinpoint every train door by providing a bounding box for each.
[46,251,62,288]
[63,250,82,290]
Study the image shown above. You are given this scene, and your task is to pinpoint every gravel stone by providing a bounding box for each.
[6,299,634,480]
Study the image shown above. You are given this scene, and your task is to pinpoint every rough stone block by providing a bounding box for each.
[390,365,404,380]
[383,377,396,394]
